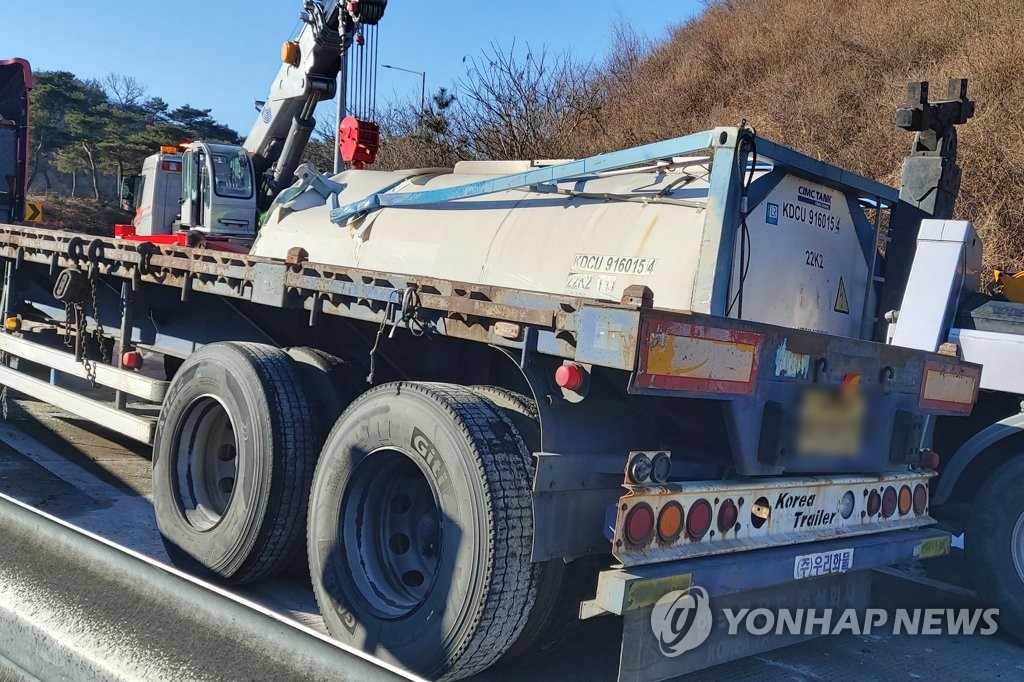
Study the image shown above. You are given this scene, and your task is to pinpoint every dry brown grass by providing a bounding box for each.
[581,0,1024,271]
[27,194,129,235]
[374,0,1024,270]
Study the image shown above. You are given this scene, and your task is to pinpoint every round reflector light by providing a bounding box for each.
[625,503,655,545]
[867,489,881,517]
[881,486,898,518]
[687,498,713,540]
[898,485,912,516]
[717,499,738,533]
[913,484,928,515]
[839,490,855,519]
[657,502,684,542]
[554,363,585,391]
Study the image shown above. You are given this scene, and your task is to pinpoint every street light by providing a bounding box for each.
[382,64,426,115]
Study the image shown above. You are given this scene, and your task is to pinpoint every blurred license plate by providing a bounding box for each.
[796,387,865,456]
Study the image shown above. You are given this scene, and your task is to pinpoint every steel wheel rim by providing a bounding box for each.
[174,395,238,530]
[342,448,442,619]
[1013,512,1024,584]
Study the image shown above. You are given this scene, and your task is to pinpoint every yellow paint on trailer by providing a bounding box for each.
[646,334,756,383]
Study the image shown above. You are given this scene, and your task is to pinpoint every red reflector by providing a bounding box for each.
[121,350,144,370]
[921,450,941,470]
[686,498,712,540]
[913,484,928,515]
[717,498,738,533]
[867,489,881,516]
[881,486,897,518]
[554,363,584,391]
[625,503,655,546]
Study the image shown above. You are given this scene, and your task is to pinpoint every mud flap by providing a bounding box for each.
[620,571,871,682]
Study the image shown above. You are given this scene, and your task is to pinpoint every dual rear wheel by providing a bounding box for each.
[152,343,585,678]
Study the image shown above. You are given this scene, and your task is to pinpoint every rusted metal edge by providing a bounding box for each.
[0,222,599,337]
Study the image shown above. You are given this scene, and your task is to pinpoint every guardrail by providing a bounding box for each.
[0,492,419,681]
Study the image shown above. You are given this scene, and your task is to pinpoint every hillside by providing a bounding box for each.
[587,0,1023,271]
[388,0,1023,272]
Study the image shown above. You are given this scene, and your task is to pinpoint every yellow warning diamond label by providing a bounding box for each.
[834,277,850,314]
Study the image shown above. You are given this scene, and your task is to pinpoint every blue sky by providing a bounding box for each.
[0,1,702,135]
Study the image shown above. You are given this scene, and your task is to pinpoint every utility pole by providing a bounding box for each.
[382,64,426,115]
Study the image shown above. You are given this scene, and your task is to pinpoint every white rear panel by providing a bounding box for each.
[736,176,869,337]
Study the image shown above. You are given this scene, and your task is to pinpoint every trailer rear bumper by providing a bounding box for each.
[583,526,951,682]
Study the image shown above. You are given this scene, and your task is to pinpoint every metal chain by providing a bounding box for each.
[76,302,96,385]
[89,274,109,364]
[62,300,74,349]
[61,283,98,385]
[0,349,8,420]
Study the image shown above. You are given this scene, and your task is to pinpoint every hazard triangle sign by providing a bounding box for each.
[834,277,850,314]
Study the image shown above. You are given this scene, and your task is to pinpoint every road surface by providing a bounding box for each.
[0,394,1021,681]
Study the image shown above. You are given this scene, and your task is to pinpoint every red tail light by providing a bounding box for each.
[913,484,928,515]
[686,499,712,540]
[867,489,881,516]
[625,503,655,546]
[717,499,738,533]
[881,486,898,518]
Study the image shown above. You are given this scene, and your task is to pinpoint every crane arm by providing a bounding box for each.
[244,0,386,212]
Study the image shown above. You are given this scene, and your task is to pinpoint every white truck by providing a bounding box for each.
[1,4,1016,681]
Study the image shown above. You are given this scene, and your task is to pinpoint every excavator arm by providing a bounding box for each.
[243,0,386,212]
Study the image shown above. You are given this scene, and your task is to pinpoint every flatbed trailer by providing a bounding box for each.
[0,214,981,681]
[0,65,995,682]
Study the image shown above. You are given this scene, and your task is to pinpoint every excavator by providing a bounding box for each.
[119,0,385,244]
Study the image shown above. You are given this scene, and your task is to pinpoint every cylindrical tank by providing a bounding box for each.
[251,157,871,338]
[252,159,714,313]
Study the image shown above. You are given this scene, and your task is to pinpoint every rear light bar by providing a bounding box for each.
[612,471,935,568]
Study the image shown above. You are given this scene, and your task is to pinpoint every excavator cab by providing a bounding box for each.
[179,142,256,238]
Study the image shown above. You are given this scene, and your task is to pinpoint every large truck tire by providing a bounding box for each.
[967,455,1024,642]
[152,342,319,584]
[308,382,538,680]
[286,346,363,442]
[469,385,593,661]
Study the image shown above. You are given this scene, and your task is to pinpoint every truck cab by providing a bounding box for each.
[122,146,183,236]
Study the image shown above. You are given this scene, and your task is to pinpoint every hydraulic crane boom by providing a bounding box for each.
[245,0,387,212]
[120,0,386,242]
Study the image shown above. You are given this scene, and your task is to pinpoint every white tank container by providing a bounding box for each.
[251,158,870,338]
